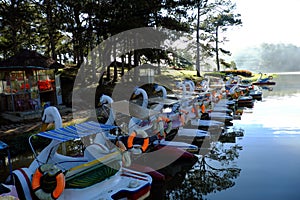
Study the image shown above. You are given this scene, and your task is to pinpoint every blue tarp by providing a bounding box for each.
[37,121,117,142]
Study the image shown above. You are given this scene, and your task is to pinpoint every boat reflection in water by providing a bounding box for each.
[166,140,243,199]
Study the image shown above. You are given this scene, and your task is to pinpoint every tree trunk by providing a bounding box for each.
[196,1,201,77]
[73,5,84,65]
[121,55,125,76]
[112,40,117,82]
[45,0,57,72]
[157,53,161,75]
[215,26,220,71]
[10,0,18,54]
[133,50,139,82]
[45,1,55,57]
[106,64,111,82]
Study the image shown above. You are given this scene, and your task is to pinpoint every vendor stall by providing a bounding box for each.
[0,49,64,112]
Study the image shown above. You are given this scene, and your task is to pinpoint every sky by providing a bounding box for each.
[224,0,300,54]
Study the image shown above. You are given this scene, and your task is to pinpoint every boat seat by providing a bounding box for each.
[84,143,111,161]
[53,153,89,170]
[65,151,122,189]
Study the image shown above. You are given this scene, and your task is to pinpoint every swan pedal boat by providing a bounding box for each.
[107,131,199,155]
[106,128,198,188]
[235,96,254,108]
[110,100,199,153]
[248,87,263,100]
[170,128,211,147]
[10,121,152,200]
[190,118,224,130]
[252,81,276,85]
[176,128,210,139]
[208,111,233,123]
[147,97,213,142]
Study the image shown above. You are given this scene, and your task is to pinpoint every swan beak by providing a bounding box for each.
[41,123,49,132]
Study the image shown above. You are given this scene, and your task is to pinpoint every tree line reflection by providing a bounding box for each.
[166,141,243,199]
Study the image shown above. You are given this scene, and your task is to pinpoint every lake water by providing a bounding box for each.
[1,73,300,200]
[198,73,300,200]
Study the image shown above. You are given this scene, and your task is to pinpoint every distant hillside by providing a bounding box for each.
[233,43,300,72]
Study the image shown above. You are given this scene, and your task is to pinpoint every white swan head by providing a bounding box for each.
[183,80,195,92]
[153,84,159,92]
[175,81,187,95]
[99,94,115,125]
[99,94,113,105]
[154,84,167,98]
[133,87,148,108]
[175,81,184,88]
[133,86,142,95]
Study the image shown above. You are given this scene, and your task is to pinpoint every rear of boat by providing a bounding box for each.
[0,140,19,200]
[9,121,153,200]
[151,145,198,179]
[11,154,152,200]
[58,167,152,200]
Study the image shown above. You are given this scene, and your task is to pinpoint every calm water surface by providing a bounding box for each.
[204,73,300,200]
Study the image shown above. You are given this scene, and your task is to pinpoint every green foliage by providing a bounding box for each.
[0,0,40,56]
[235,43,300,72]
[199,0,242,71]
[0,0,242,75]
[221,69,253,77]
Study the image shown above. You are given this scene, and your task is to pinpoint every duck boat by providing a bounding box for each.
[10,121,152,200]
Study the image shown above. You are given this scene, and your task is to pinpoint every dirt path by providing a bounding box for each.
[0,112,74,139]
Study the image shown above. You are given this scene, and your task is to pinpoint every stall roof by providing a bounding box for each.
[0,49,64,71]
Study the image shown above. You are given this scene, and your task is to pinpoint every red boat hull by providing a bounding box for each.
[252,81,276,85]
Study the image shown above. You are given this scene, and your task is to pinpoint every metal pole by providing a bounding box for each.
[9,72,15,112]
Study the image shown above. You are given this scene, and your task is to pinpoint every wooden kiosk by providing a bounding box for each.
[0,50,64,112]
